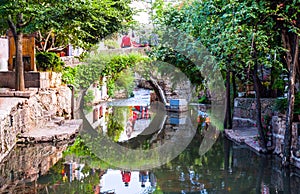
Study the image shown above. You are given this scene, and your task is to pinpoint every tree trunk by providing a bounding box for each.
[253,63,267,152]
[282,34,298,166]
[232,71,237,99]
[251,34,267,152]
[224,71,232,129]
[15,33,25,91]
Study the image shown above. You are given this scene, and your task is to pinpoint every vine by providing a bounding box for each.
[62,52,149,97]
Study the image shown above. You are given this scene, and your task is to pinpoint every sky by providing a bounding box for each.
[100,170,152,194]
[130,1,152,24]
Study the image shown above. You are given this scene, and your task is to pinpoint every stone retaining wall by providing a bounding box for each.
[233,98,300,167]
[0,86,71,162]
[233,98,276,128]
[272,115,300,156]
[0,71,61,89]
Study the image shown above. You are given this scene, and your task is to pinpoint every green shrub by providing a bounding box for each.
[36,52,65,72]
[115,69,135,97]
[295,92,300,115]
[62,66,77,85]
[273,92,300,114]
[83,89,95,112]
[104,39,119,49]
[273,97,288,114]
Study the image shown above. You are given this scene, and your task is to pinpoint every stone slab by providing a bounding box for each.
[0,97,25,120]
[17,119,83,143]
[0,89,37,98]
[225,127,268,153]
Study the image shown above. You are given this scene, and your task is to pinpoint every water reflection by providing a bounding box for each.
[0,141,70,193]
[99,170,156,193]
[1,127,300,193]
[1,91,300,193]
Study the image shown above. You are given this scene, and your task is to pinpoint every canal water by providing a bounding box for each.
[0,89,300,193]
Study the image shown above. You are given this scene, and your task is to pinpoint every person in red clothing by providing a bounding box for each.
[121,171,131,187]
[120,32,132,48]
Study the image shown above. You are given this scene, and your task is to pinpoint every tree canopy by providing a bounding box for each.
[0,0,133,50]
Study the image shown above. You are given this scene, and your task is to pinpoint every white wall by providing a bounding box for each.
[0,38,8,71]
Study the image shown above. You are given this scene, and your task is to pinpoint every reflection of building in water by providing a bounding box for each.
[85,102,108,133]
[121,105,151,141]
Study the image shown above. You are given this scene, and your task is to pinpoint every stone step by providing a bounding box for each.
[17,119,83,143]
[233,117,256,128]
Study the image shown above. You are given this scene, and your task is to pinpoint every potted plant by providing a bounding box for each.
[237,82,245,97]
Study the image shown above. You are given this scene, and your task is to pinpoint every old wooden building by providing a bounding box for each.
[7,31,36,71]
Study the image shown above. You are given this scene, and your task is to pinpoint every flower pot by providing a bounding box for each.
[238,92,245,97]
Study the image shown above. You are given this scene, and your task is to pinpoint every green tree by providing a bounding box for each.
[35,0,132,52]
[0,0,132,91]
[150,0,286,151]
[269,0,300,166]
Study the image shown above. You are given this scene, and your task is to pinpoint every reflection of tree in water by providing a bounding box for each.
[31,125,300,193]
[107,117,124,142]
[107,106,130,142]
[38,160,104,194]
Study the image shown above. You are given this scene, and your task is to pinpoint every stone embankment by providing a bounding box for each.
[225,98,300,168]
[225,98,275,152]
[0,86,82,162]
[17,119,82,143]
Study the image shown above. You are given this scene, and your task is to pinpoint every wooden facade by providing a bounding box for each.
[7,31,36,71]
